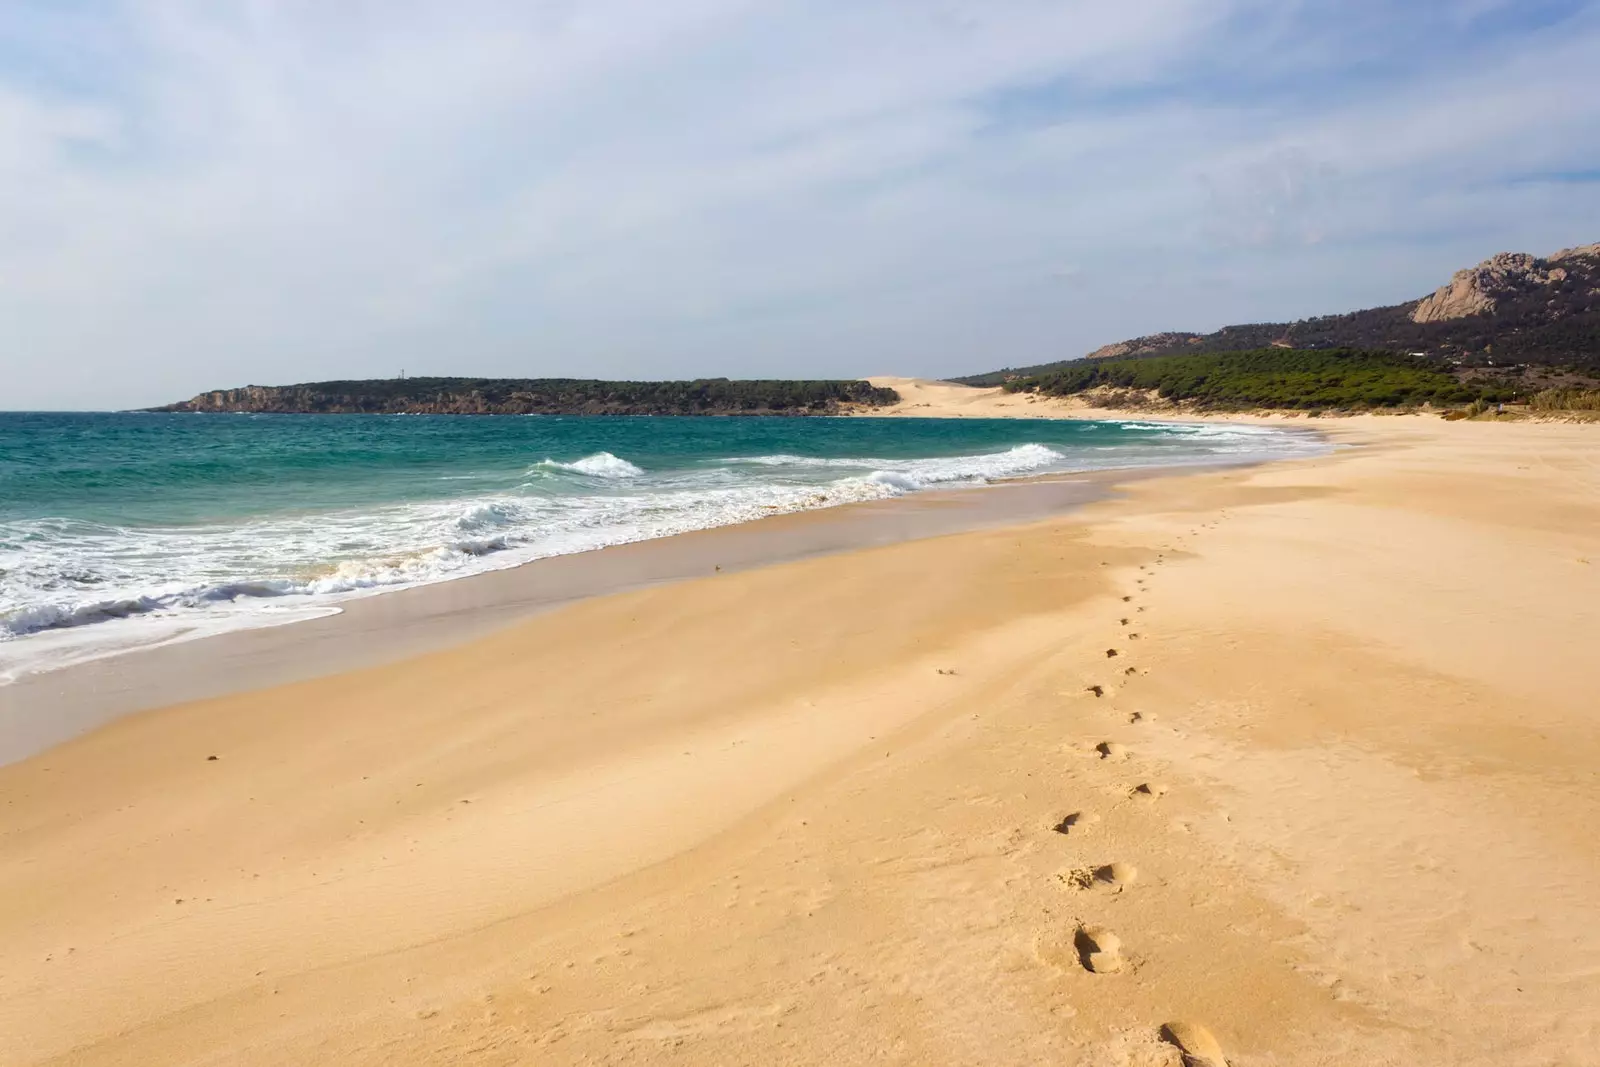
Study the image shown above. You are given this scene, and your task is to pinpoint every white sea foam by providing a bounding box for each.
[727,454,867,467]
[0,602,340,683]
[1110,420,1282,441]
[729,443,1066,484]
[455,500,523,531]
[534,451,645,478]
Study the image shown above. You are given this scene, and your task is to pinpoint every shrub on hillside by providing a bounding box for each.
[1003,349,1484,410]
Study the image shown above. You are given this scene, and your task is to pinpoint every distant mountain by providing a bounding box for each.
[152,377,900,416]
[956,242,1600,385]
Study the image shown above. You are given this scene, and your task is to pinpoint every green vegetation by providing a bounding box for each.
[158,377,900,416]
[1004,348,1500,410]
[1526,387,1600,412]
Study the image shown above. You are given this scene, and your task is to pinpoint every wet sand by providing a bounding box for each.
[1,469,1141,764]
[2,409,1597,1066]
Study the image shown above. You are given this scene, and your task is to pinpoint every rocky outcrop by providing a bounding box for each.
[177,386,289,412]
[1084,333,1200,360]
[1410,250,1577,324]
[1549,242,1600,264]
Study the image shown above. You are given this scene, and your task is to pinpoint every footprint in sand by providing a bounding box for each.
[1074,926,1124,973]
[1120,618,1130,626]
[1094,862,1137,889]
[1132,781,1167,798]
[1064,862,1138,892]
[1123,666,1138,676]
[1096,741,1127,760]
[1054,811,1098,834]
[1086,685,1105,698]
[1128,711,1144,723]
[1160,1021,1228,1066]
[1106,648,1119,658]
[1122,595,1134,602]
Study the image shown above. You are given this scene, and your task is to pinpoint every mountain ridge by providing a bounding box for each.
[957,241,1600,386]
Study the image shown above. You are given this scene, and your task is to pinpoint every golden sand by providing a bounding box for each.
[3,396,1597,1065]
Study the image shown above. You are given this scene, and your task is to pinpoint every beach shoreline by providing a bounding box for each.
[1,404,1327,762]
[1,465,1150,764]
[2,404,1597,1066]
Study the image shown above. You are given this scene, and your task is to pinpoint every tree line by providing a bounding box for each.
[159,377,902,416]
[1003,349,1513,410]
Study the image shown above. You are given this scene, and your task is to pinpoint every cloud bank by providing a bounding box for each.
[3,0,1598,408]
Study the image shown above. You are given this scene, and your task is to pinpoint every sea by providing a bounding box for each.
[0,412,1325,680]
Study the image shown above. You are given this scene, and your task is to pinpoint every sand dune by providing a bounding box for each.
[865,375,1073,418]
[865,374,1182,421]
[2,414,1597,1065]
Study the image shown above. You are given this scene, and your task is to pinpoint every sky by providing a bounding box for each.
[2,1,1599,410]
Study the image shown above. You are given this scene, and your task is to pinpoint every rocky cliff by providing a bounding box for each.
[155,378,901,416]
[1411,244,1599,324]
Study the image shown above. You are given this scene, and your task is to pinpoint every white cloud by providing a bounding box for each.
[1,0,1598,408]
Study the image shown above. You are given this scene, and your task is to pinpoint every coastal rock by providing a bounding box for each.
[1085,332,1200,361]
[1410,251,1570,324]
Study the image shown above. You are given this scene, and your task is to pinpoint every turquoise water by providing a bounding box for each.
[0,412,1323,676]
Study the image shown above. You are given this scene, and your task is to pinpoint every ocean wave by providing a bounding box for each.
[726,453,865,467]
[728,443,1066,483]
[0,545,508,641]
[1111,420,1278,438]
[1,579,304,639]
[885,443,1066,485]
[455,500,522,531]
[533,452,644,478]
[1,596,166,636]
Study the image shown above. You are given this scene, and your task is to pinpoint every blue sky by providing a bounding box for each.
[2,1,1598,409]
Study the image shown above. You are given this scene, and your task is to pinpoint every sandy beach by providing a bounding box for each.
[3,396,1598,1065]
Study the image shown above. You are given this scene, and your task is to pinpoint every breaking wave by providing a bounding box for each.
[534,452,644,478]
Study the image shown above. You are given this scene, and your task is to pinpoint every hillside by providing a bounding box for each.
[1003,348,1495,411]
[153,378,901,416]
[958,241,1600,386]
